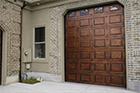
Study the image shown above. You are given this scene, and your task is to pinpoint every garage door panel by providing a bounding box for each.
[66,41,77,48]
[80,51,90,59]
[110,63,123,72]
[79,29,90,37]
[66,52,77,59]
[94,63,106,72]
[79,19,90,27]
[66,73,77,81]
[94,39,106,47]
[66,50,78,62]
[108,35,125,48]
[94,51,106,59]
[66,31,77,39]
[94,75,106,84]
[80,62,91,71]
[110,26,122,35]
[110,51,123,60]
[110,75,124,86]
[109,14,124,25]
[67,21,77,28]
[80,40,91,48]
[94,17,105,25]
[66,62,77,70]
[110,38,122,47]
[94,28,105,36]
[80,74,91,82]
[109,14,121,24]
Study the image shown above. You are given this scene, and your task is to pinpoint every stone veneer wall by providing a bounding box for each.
[0,0,21,76]
[49,0,140,85]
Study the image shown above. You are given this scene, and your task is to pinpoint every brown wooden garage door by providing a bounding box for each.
[0,29,2,85]
[65,3,126,87]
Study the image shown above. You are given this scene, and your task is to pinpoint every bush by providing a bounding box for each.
[22,76,40,84]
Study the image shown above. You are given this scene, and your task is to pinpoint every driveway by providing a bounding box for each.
[0,81,138,93]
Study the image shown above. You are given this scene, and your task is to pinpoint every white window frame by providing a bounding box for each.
[33,25,47,61]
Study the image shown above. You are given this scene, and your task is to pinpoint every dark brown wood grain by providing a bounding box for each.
[0,29,2,85]
[65,3,126,87]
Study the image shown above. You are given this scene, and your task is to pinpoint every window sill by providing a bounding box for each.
[33,58,48,62]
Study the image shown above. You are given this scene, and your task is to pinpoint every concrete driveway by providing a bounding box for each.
[0,81,138,93]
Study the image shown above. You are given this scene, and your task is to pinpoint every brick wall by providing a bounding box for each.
[49,0,140,82]
[129,0,140,81]
[0,0,21,76]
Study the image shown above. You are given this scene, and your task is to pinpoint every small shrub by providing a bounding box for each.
[22,76,40,84]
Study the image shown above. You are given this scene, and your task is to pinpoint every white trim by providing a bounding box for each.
[1,30,7,86]
[33,25,48,62]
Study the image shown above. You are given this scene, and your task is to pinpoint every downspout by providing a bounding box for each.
[19,1,27,82]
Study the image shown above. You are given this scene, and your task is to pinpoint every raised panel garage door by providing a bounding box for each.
[65,3,126,87]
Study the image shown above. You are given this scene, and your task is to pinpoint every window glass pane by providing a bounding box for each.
[35,27,45,42]
[35,44,45,58]
[69,12,75,17]
[110,6,119,11]
[81,9,88,15]
[95,7,103,13]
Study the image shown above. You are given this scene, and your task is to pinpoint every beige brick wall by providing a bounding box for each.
[0,0,21,76]
[129,0,140,81]
[49,0,140,82]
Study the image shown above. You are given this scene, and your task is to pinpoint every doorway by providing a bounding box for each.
[65,3,126,87]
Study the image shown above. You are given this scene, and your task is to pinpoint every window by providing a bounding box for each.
[68,12,75,17]
[34,27,45,58]
[95,7,103,13]
[80,9,89,15]
[110,6,119,11]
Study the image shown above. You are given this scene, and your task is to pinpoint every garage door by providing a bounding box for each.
[0,29,2,85]
[65,3,126,87]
